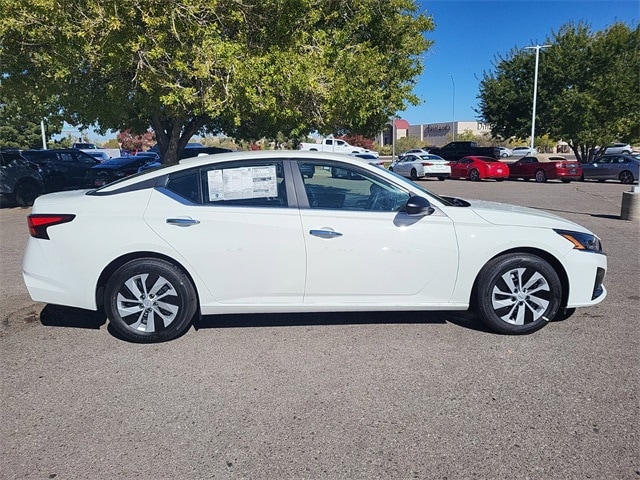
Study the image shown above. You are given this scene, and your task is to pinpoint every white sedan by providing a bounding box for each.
[389,153,450,180]
[23,151,607,343]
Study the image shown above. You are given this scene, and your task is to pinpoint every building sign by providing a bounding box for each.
[423,124,451,137]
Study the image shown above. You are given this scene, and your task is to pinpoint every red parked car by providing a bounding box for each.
[449,156,509,181]
[508,154,582,183]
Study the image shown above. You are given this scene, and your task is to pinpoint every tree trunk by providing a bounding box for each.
[149,116,209,164]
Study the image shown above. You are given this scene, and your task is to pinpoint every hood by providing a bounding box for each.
[465,199,589,232]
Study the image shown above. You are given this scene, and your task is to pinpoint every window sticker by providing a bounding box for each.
[207,165,278,201]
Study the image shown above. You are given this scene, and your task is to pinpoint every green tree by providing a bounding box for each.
[0,94,62,149]
[477,22,640,162]
[0,0,433,163]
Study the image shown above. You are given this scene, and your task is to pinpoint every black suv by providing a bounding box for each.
[21,148,100,191]
[0,148,45,206]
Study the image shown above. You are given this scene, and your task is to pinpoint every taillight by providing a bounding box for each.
[27,214,75,239]
[422,162,433,166]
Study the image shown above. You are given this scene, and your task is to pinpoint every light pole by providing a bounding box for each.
[525,44,550,151]
[449,74,455,142]
[391,117,397,160]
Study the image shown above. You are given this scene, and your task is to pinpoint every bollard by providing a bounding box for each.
[620,185,640,221]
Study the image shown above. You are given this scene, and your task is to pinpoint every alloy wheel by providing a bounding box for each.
[491,267,551,326]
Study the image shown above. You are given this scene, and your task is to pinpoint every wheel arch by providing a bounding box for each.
[95,251,201,312]
[471,247,570,309]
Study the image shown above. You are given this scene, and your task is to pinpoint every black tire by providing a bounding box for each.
[410,168,418,180]
[14,180,41,207]
[560,178,571,183]
[619,170,634,184]
[469,169,480,181]
[104,258,198,343]
[388,166,394,172]
[535,169,547,183]
[438,176,446,181]
[474,253,561,334]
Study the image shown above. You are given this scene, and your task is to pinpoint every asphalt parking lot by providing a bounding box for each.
[1,178,638,479]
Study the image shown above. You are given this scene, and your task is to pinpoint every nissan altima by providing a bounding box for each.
[23,151,607,343]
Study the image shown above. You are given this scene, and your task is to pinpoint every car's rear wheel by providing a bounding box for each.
[104,258,198,343]
[438,176,446,181]
[474,253,561,334]
[619,170,635,184]
[410,168,418,180]
[560,178,571,183]
[14,180,41,207]
[469,169,480,181]
[535,170,547,183]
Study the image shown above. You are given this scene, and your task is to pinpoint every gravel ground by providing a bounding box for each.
[1,179,638,480]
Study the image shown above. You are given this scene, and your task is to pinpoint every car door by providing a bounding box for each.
[605,156,624,179]
[143,159,306,304]
[58,151,99,186]
[393,156,411,177]
[587,156,612,179]
[514,157,537,178]
[294,159,458,305]
[453,158,473,178]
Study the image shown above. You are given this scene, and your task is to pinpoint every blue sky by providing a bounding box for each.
[404,0,638,126]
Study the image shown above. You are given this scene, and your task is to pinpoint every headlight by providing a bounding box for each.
[554,229,603,253]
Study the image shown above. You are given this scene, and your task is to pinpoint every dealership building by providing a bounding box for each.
[378,119,493,147]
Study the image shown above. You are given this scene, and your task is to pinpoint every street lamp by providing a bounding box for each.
[449,74,455,142]
[525,44,550,151]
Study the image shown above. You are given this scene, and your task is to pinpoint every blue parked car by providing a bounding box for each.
[581,154,639,184]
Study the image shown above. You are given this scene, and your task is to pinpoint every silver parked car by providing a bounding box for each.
[581,154,639,184]
[602,143,633,155]
[511,146,538,157]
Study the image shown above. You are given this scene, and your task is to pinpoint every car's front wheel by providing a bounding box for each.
[474,253,561,334]
[104,258,198,343]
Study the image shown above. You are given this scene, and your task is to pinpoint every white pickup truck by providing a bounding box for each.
[298,138,378,156]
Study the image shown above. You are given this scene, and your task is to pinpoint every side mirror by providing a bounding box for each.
[405,195,435,216]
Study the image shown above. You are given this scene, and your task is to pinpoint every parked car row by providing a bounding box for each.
[390,151,639,185]
[3,146,638,208]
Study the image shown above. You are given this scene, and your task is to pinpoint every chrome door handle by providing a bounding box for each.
[166,218,201,227]
[309,229,343,238]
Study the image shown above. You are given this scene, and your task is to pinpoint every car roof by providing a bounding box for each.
[522,154,568,162]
